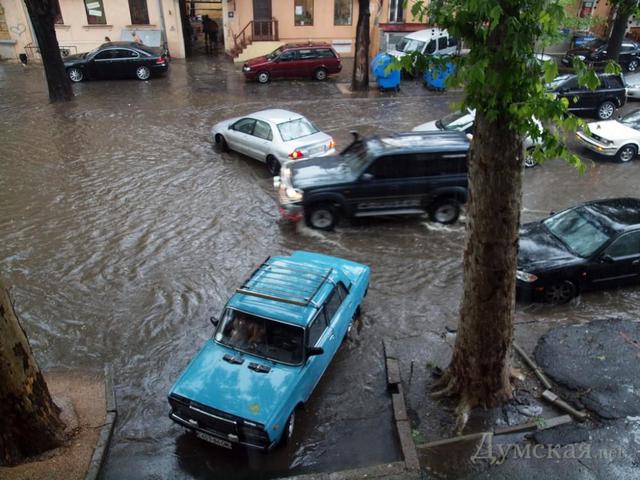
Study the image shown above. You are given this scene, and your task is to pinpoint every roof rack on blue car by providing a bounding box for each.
[236,257,334,307]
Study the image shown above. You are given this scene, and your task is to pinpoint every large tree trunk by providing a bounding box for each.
[607,0,636,62]
[0,282,66,466]
[433,18,523,433]
[351,0,370,91]
[23,0,73,102]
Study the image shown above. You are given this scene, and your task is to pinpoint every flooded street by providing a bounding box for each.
[1,56,640,479]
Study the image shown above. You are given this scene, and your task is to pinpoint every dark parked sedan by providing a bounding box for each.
[63,41,168,82]
[517,198,640,303]
[561,38,640,72]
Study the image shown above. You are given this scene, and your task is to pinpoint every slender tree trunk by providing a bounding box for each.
[0,282,66,466]
[433,17,522,432]
[607,0,636,61]
[351,0,370,91]
[23,0,73,102]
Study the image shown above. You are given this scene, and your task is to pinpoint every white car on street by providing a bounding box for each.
[624,73,640,100]
[576,109,640,162]
[211,109,336,175]
[413,109,543,168]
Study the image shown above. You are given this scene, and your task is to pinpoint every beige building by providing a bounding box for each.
[0,0,431,63]
[0,0,185,60]
[223,0,429,62]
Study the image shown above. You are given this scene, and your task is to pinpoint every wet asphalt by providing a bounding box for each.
[1,53,640,479]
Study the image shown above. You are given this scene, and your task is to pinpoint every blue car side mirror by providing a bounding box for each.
[210,316,219,326]
[307,347,324,357]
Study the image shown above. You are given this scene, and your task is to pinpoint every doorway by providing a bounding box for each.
[252,0,272,40]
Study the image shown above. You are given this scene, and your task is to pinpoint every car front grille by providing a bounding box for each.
[169,394,269,446]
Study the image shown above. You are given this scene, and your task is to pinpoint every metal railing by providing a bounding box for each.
[233,18,279,52]
[24,42,78,59]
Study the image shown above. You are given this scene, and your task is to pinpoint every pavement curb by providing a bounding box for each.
[383,338,421,472]
[85,365,117,480]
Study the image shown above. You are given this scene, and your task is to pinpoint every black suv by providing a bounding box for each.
[562,38,640,72]
[546,73,626,120]
[274,131,469,230]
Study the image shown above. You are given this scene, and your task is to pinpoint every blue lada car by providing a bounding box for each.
[168,251,370,451]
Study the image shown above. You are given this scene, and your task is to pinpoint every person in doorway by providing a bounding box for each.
[209,19,219,50]
[132,31,143,44]
[202,15,212,53]
[104,36,111,42]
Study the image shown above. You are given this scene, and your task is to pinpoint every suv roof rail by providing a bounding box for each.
[236,258,333,307]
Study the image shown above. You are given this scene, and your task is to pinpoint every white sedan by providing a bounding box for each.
[211,109,336,175]
[576,109,640,162]
[413,108,543,168]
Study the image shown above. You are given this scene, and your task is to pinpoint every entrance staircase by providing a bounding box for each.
[230,19,282,63]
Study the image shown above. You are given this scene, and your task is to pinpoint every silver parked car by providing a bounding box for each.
[412,109,543,168]
[211,109,336,175]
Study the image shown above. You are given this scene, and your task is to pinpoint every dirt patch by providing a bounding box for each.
[0,369,105,480]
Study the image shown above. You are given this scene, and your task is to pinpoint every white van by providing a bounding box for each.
[388,28,459,60]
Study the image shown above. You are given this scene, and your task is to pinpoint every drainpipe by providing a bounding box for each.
[157,0,169,51]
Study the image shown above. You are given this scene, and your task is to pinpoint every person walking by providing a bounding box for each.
[202,15,212,53]
[210,20,219,50]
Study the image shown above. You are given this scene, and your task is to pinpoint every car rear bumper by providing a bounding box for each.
[575,132,618,156]
[152,64,169,74]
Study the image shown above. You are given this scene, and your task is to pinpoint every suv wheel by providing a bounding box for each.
[628,59,640,72]
[597,100,616,120]
[314,68,328,81]
[306,203,337,230]
[256,71,270,84]
[429,199,460,224]
[616,144,637,163]
[266,155,281,176]
[524,148,538,168]
[544,280,577,304]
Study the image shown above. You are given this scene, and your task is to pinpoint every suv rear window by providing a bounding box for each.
[603,75,624,89]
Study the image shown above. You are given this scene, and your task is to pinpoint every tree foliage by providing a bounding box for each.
[387,0,626,431]
[394,0,619,170]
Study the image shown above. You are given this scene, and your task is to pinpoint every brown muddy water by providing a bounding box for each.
[1,57,640,479]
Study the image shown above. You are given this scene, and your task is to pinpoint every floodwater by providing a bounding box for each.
[1,56,640,479]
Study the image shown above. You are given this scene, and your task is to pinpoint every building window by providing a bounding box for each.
[128,0,149,25]
[84,0,107,25]
[389,0,404,23]
[294,0,313,26]
[334,0,352,25]
[52,0,64,24]
[0,5,10,39]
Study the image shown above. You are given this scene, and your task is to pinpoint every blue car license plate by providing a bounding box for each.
[196,431,232,449]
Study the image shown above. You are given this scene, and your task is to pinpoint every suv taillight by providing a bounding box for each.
[156,56,165,64]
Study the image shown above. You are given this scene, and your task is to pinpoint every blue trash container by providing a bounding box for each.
[371,52,401,91]
[424,62,456,91]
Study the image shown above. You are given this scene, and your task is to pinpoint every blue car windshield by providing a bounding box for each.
[543,207,612,257]
[214,309,304,365]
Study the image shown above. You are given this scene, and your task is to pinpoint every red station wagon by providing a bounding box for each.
[242,43,342,84]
